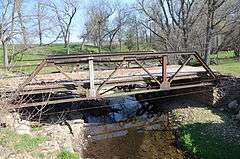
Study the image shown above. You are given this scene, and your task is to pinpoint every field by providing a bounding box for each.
[210,51,240,76]
[0,44,239,77]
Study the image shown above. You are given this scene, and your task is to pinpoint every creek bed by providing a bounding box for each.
[80,95,186,158]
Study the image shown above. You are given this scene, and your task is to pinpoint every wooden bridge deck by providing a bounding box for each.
[0,51,218,109]
[0,65,206,90]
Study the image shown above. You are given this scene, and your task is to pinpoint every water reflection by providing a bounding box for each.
[81,95,186,159]
[83,96,142,123]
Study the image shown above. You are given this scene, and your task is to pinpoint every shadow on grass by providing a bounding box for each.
[178,123,240,159]
[175,77,240,159]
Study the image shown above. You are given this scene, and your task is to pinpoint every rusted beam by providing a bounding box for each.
[97,60,125,93]
[15,82,215,108]
[168,56,192,83]
[18,60,47,90]
[194,52,217,79]
[51,63,74,81]
[45,52,195,65]
[50,63,86,95]
[161,56,170,89]
[134,59,162,86]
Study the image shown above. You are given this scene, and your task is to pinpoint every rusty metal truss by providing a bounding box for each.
[3,51,217,108]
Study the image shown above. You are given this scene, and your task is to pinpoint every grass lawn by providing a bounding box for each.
[0,43,152,75]
[0,128,48,152]
[211,51,235,59]
[0,45,239,76]
[211,59,240,77]
[179,124,240,159]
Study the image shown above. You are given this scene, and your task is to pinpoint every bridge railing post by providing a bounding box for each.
[88,57,96,98]
[161,55,170,89]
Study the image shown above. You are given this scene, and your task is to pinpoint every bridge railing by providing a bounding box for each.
[17,51,217,99]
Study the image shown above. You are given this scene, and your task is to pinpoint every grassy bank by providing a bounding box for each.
[211,59,240,77]
[179,124,240,159]
[171,102,240,159]
[0,128,80,159]
[0,44,239,77]
[210,51,240,76]
[0,43,151,64]
[0,128,48,156]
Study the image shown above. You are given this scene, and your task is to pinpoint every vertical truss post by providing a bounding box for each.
[161,55,170,89]
[88,57,96,98]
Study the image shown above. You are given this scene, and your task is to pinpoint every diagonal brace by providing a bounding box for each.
[134,59,162,86]
[51,63,86,92]
[168,56,192,83]
[97,60,125,93]
[194,52,217,79]
[18,60,47,90]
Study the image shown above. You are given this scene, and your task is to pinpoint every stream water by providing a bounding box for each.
[81,95,186,159]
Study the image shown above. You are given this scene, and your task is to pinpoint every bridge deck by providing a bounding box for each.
[0,65,206,90]
[0,51,217,109]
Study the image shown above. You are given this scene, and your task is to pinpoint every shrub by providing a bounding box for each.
[57,150,80,159]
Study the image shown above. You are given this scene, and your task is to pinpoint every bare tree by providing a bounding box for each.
[137,0,204,51]
[51,0,79,54]
[204,0,226,64]
[106,5,128,51]
[83,0,114,53]
[0,0,21,68]
[166,0,203,50]
[33,0,61,46]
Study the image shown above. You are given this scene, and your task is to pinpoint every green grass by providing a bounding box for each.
[210,51,240,76]
[0,43,153,75]
[15,134,48,152]
[0,45,239,77]
[211,51,235,59]
[57,150,80,159]
[0,128,48,152]
[211,59,240,76]
[0,43,152,63]
[179,124,240,159]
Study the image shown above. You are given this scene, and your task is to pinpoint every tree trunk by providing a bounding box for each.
[80,36,86,51]
[119,38,122,51]
[183,29,188,51]
[98,22,101,53]
[204,34,211,65]
[109,37,113,52]
[204,4,212,65]
[136,29,139,51]
[2,41,9,69]
[67,32,70,54]
[18,11,28,46]
[149,22,152,44]
[64,34,68,48]
[37,2,43,46]
[204,0,215,65]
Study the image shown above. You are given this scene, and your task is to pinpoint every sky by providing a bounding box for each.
[69,0,136,43]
